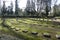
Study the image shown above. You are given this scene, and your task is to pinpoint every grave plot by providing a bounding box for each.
[31,32,38,35]
[22,30,28,33]
[4,18,60,40]
[56,34,60,39]
[43,33,51,38]
[15,28,21,31]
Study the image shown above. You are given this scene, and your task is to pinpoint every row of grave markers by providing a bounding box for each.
[11,27,60,39]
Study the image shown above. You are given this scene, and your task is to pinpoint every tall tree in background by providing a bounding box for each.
[25,0,31,16]
[1,1,6,25]
[15,0,18,16]
[10,1,13,15]
[2,1,6,16]
[44,0,51,23]
[6,1,13,16]
[0,0,1,14]
[45,3,49,17]
[45,0,51,18]
[53,0,58,17]
[25,0,36,16]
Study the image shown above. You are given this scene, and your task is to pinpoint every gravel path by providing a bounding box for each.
[0,34,24,40]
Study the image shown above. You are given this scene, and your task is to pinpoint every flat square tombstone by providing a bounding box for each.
[15,28,20,31]
[56,35,60,39]
[11,27,15,30]
[11,27,15,29]
[31,32,38,35]
[22,30,28,33]
[43,33,51,38]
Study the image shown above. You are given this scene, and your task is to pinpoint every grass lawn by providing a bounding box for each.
[1,18,59,40]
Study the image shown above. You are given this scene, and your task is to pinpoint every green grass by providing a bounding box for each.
[1,18,59,40]
[1,19,60,40]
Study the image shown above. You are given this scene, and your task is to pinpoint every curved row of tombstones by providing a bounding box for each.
[11,27,60,39]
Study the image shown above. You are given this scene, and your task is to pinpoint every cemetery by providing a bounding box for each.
[0,0,60,40]
[0,18,60,40]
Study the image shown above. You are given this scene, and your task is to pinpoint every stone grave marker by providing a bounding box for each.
[22,30,28,33]
[56,35,60,39]
[31,32,38,35]
[15,28,20,31]
[43,33,51,38]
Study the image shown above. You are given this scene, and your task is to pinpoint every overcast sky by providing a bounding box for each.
[1,0,27,9]
[1,0,60,9]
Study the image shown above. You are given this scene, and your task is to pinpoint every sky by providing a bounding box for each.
[52,0,60,6]
[56,0,60,5]
[1,0,27,10]
[1,0,60,10]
